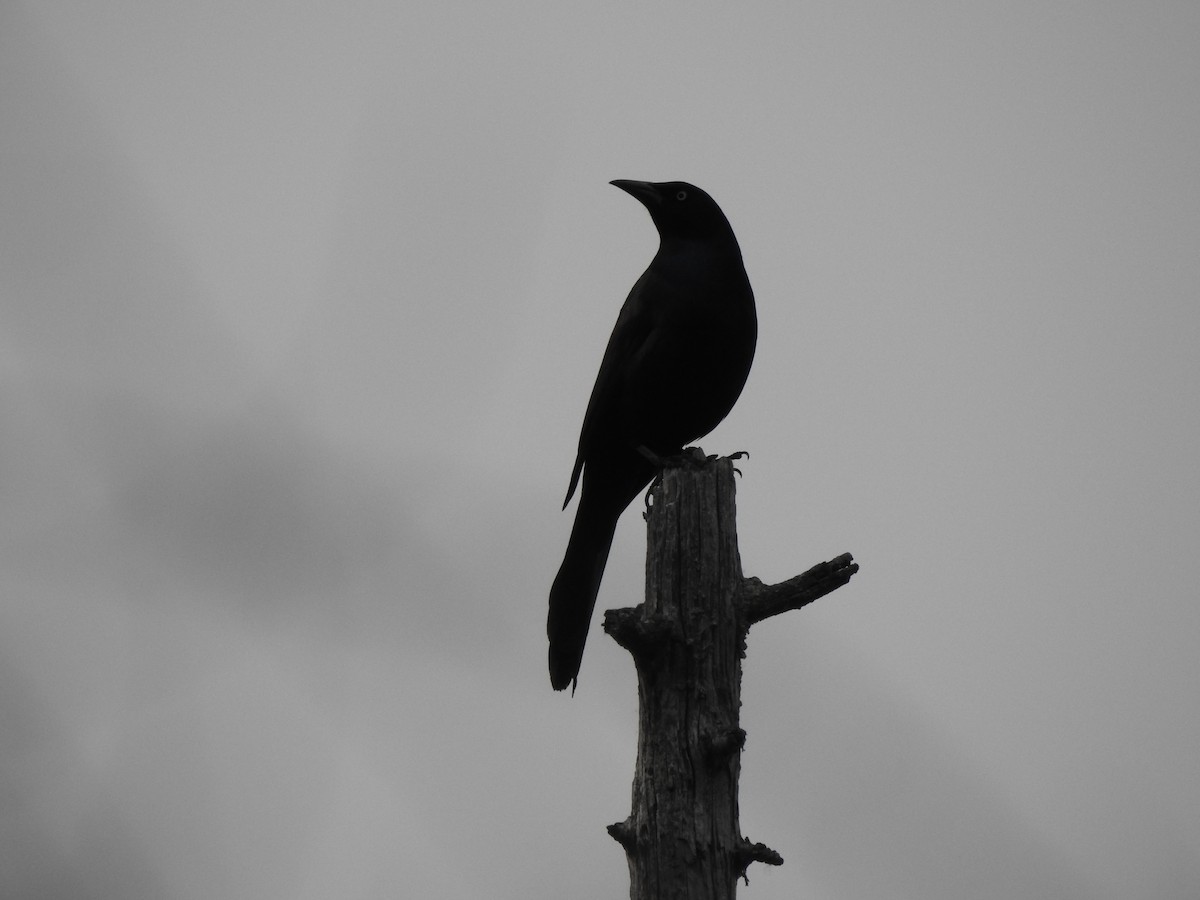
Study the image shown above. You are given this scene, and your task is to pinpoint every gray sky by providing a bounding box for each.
[2,2,1198,898]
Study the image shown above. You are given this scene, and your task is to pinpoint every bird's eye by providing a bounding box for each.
[675,190,688,201]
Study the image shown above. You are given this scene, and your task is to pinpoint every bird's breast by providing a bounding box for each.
[617,257,755,450]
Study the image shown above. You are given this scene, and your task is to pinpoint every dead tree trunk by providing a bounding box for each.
[603,451,857,899]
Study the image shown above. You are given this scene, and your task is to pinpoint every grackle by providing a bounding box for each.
[548,180,757,691]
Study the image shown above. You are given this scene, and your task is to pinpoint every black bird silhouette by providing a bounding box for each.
[548,180,757,691]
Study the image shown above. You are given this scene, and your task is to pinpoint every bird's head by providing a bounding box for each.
[610,180,736,242]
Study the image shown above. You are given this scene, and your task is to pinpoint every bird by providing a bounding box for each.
[548,180,757,691]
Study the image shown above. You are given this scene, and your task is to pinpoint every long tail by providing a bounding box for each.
[547,487,620,691]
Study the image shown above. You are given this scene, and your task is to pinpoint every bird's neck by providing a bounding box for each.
[656,234,744,273]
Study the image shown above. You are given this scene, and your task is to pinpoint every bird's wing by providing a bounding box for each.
[563,272,664,507]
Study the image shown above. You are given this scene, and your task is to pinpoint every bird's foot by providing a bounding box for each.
[639,447,709,513]
[637,445,712,469]
[638,447,746,511]
[668,447,749,471]
[642,480,657,513]
[729,449,749,476]
[678,446,716,467]
[639,446,749,471]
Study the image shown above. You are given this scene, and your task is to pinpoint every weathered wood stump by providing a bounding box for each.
[603,451,857,899]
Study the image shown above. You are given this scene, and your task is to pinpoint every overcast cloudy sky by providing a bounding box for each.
[2,2,1198,898]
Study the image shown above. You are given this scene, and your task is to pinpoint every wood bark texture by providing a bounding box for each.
[603,453,856,899]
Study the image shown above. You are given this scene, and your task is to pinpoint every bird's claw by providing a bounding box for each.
[641,446,750,486]
[729,449,749,477]
[643,478,659,514]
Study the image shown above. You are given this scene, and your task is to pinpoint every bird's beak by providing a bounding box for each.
[610,180,661,207]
